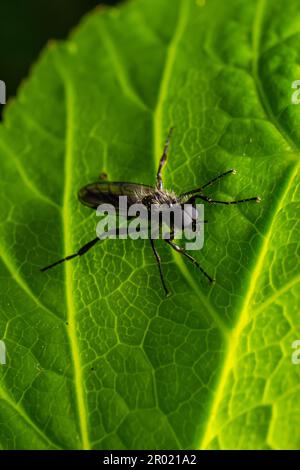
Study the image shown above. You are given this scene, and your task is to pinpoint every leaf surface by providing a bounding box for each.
[0,0,300,450]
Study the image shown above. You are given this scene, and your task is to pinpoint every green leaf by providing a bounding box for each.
[0,0,299,450]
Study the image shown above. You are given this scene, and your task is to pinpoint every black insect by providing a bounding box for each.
[41,128,260,296]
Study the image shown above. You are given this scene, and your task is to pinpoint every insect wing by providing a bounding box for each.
[78,182,154,215]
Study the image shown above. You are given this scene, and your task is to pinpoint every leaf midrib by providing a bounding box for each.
[55,59,91,450]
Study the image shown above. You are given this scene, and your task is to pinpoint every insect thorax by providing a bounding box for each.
[141,189,179,207]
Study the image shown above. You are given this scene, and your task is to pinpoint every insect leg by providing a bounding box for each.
[40,237,101,272]
[180,169,236,199]
[185,195,198,232]
[199,169,237,190]
[41,226,140,272]
[165,239,215,283]
[198,195,261,205]
[181,196,208,232]
[156,127,174,190]
[150,238,170,296]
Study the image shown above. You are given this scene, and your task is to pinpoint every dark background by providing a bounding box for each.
[0,0,121,117]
